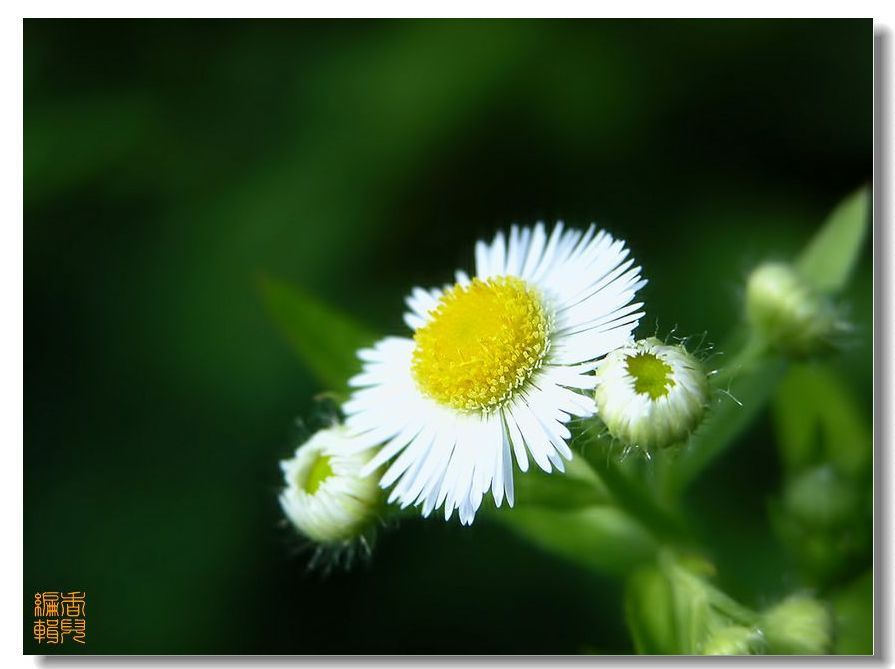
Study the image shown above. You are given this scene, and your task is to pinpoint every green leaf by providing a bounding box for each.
[670,336,787,492]
[625,553,757,655]
[797,187,870,294]
[830,570,873,655]
[576,431,693,542]
[770,364,871,587]
[626,561,678,653]
[495,504,657,578]
[772,363,872,479]
[512,455,611,509]
[259,275,377,392]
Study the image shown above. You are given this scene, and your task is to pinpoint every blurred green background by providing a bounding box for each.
[25,19,872,654]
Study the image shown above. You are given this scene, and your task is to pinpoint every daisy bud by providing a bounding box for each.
[745,262,839,355]
[760,595,832,655]
[783,464,861,529]
[279,425,383,545]
[701,626,767,656]
[594,338,709,450]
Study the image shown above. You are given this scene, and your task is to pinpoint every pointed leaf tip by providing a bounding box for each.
[259,274,377,392]
[797,187,870,294]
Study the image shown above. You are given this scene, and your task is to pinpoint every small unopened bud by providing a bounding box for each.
[745,262,839,355]
[594,338,709,450]
[761,595,832,655]
[279,425,383,544]
[701,625,767,656]
[783,464,861,529]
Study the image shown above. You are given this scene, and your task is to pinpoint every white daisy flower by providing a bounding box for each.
[279,425,382,544]
[593,337,709,450]
[342,222,646,525]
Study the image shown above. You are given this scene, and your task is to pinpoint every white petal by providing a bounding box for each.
[489,230,507,276]
[503,409,529,472]
[509,401,554,473]
[475,239,491,278]
[520,222,547,279]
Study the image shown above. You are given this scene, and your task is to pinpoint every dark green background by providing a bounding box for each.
[25,19,872,654]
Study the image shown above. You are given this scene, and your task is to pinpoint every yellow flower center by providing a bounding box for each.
[412,276,550,412]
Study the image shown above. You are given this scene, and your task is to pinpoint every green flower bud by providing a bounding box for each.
[594,338,709,450]
[701,625,768,655]
[745,262,840,355]
[783,464,861,529]
[279,425,383,544]
[761,595,832,655]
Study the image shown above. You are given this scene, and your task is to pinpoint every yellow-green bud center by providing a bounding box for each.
[303,454,334,494]
[626,352,675,399]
